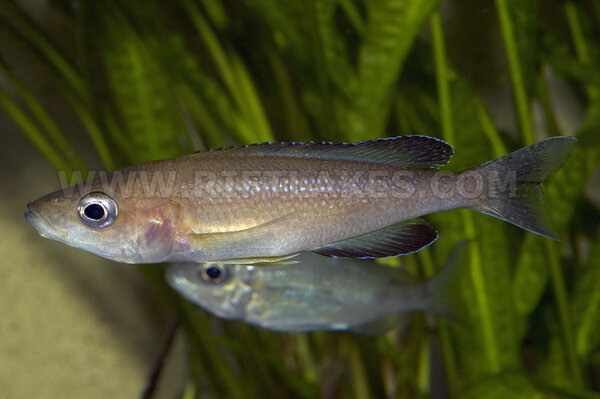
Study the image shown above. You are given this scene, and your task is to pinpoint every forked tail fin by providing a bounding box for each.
[475,137,577,240]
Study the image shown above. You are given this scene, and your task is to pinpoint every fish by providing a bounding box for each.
[165,244,468,333]
[25,135,576,264]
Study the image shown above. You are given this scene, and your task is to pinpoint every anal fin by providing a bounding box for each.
[313,219,437,259]
[205,254,300,265]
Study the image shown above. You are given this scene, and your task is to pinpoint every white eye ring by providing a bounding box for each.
[77,192,118,228]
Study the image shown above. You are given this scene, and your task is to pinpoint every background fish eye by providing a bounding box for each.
[77,192,118,229]
[200,265,228,284]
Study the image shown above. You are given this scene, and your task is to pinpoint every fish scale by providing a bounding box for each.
[25,136,576,264]
[165,249,458,333]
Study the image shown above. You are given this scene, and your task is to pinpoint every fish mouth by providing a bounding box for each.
[24,209,36,225]
[164,265,179,289]
[165,265,200,304]
[24,205,44,233]
[165,264,193,290]
[24,205,68,240]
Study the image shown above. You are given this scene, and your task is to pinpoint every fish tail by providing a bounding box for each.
[427,240,468,323]
[474,136,577,240]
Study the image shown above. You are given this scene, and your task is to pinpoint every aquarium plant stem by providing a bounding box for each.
[432,9,501,375]
[0,90,70,171]
[565,1,600,101]
[495,0,535,145]
[546,240,584,388]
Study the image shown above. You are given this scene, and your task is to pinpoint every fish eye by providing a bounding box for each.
[77,192,118,228]
[200,265,228,284]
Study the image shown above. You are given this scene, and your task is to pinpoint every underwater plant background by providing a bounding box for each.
[1,0,600,397]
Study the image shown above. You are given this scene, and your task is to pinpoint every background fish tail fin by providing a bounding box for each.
[428,240,469,324]
[475,137,577,240]
[349,314,410,336]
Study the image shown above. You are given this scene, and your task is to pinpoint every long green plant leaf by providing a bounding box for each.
[343,0,440,139]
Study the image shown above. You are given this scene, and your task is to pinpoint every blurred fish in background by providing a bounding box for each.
[166,243,468,334]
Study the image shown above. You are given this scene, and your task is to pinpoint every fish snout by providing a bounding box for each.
[164,265,179,288]
[24,198,47,221]
[24,209,35,224]
[24,199,69,240]
[24,201,42,229]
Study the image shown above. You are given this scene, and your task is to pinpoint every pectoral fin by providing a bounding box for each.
[313,219,437,258]
[188,213,301,263]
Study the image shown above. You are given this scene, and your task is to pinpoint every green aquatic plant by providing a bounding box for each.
[2,0,599,397]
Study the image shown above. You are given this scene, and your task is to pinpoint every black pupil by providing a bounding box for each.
[84,203,106,220]
[205,267,222,281]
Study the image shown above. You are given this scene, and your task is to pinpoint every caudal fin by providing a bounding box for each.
[475,137,577,240]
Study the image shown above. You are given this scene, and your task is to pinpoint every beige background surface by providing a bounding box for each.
[0,2,187,397]
[0,55,183,399]
[0,130,180,398]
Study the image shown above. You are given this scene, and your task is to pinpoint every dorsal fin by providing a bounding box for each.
[198,136,453,169]
[313,219,438,258]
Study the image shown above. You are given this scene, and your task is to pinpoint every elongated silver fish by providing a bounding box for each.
[166,247,466,333]
[25,136,576,264]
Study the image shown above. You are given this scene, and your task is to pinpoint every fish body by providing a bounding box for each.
[166,248,465,333]
[25,136,576,264]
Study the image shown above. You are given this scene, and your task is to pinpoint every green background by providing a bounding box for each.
[1,0,599,397]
